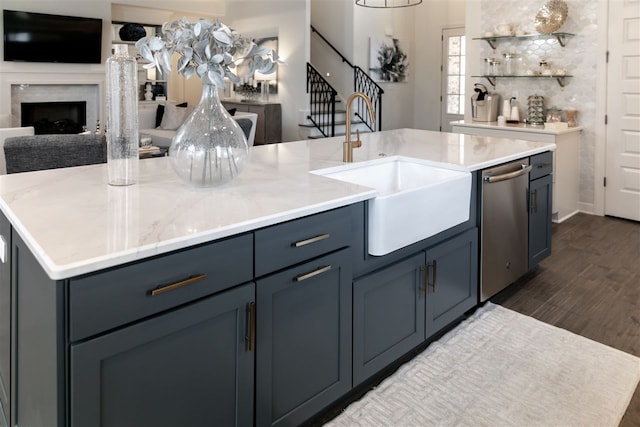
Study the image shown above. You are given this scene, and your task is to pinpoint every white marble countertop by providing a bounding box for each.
[451,120,583,135]
[0,128,554,280]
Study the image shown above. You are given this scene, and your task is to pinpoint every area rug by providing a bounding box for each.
[327,303,640,427]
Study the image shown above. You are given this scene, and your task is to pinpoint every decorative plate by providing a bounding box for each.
[534,0,568,34]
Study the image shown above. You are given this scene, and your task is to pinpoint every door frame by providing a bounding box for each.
[440,26,466,133]
[593,0,608,217]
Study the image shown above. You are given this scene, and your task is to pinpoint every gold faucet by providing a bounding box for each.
[343,92,376,162]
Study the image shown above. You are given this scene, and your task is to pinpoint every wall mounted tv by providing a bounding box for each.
[3,10,103,64]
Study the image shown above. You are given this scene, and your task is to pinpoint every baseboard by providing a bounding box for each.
[578,201,597,216]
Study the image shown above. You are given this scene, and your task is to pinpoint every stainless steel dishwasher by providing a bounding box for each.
[480,159,532,301]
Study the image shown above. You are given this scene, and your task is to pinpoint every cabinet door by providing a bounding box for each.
[247,104,266,144]
[425,228,478,338]
[529,174,553,268]
[353,253,426,386]
[0,213,10,424]
[256,249,352,427]
[71,282,255,427]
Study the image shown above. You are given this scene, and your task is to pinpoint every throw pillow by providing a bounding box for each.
[226,108,237,116]
[155,102,188,128]
[159,102,189,130]
[154,105,165,128]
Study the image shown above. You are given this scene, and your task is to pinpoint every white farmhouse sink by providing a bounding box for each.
[312,156,471,256]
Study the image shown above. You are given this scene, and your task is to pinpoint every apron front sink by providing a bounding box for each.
[312,156,471,255]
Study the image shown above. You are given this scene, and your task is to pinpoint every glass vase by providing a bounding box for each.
[169,84,249,187]
[105,44,139,186]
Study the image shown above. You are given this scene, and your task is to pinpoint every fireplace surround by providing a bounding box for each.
[10,84,99,133]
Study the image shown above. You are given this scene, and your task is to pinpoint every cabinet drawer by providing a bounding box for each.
[530,151,553,180]
[255,206,351,276]
[69,233,253,342]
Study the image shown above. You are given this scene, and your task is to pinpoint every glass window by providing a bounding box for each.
[445,34,466,115]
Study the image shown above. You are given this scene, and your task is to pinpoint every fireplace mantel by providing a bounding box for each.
[1,69,105,129]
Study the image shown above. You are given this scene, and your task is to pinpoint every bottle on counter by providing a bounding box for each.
[502,99,511,120]
[510,97,520,122]
[105,44,139,186]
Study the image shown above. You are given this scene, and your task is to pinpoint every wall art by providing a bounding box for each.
[369,36,409,83]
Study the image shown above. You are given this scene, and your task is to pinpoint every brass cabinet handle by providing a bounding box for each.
[292,233,330,248]
[247,302,256,352]
[431,260,437,293]
[425,261,437,294]
[294,265,332,282]
[150,274,207,296]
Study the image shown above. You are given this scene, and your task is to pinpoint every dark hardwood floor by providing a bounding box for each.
[491,213,640,427]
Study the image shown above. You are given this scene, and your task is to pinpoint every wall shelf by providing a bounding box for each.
[472,32,575,50]
[472,75,572,88]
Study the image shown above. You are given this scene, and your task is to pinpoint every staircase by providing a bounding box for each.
[298,97,369,139]
[300,26,384,139]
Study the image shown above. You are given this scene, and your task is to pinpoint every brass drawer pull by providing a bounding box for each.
[150,274,208,296]
[292,233,331,248]
[295,265,332,282]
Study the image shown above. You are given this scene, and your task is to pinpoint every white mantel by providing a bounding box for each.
[0,66,106,128]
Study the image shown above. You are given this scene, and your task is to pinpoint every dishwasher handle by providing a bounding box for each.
[484,165,532,183]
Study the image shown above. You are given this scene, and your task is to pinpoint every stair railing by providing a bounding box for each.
[310,25,384,132]
[306,63,336,138]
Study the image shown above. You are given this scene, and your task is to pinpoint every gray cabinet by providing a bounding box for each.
[0,212,11,426]
[71,282,255,427]
[529,152,553,268]
[353,253,425,386]
[353,228,478,386]
[425,228,478,338]
[222,100,282,145]
[256,248,352,427]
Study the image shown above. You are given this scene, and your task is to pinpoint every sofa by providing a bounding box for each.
[3,134,106,174]
[0,126,35,174]
[138,102,258,148]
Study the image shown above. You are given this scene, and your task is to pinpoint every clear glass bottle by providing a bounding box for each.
[105,44,139,186]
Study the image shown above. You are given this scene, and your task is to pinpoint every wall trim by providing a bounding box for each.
[593,0,609,217]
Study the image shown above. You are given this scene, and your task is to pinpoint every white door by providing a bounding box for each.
[440,27,466,132]
[605,0,640,220]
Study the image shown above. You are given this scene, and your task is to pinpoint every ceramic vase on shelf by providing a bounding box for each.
[564,109,578,127]
[105,44,139,186]
[169,84,249,187]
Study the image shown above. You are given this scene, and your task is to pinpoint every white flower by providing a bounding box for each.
[136,18,280,88]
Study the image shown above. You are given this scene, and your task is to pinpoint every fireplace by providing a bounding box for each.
[10,83,99,132]
[21,101,87,134]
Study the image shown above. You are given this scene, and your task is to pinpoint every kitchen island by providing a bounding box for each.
[0,128,554,426]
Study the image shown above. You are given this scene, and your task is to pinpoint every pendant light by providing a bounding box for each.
[355,0,422,8]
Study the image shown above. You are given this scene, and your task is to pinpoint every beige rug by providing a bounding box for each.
[328,303,640,427]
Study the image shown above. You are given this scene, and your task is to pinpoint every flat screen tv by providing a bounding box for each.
[3,10,102,64]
